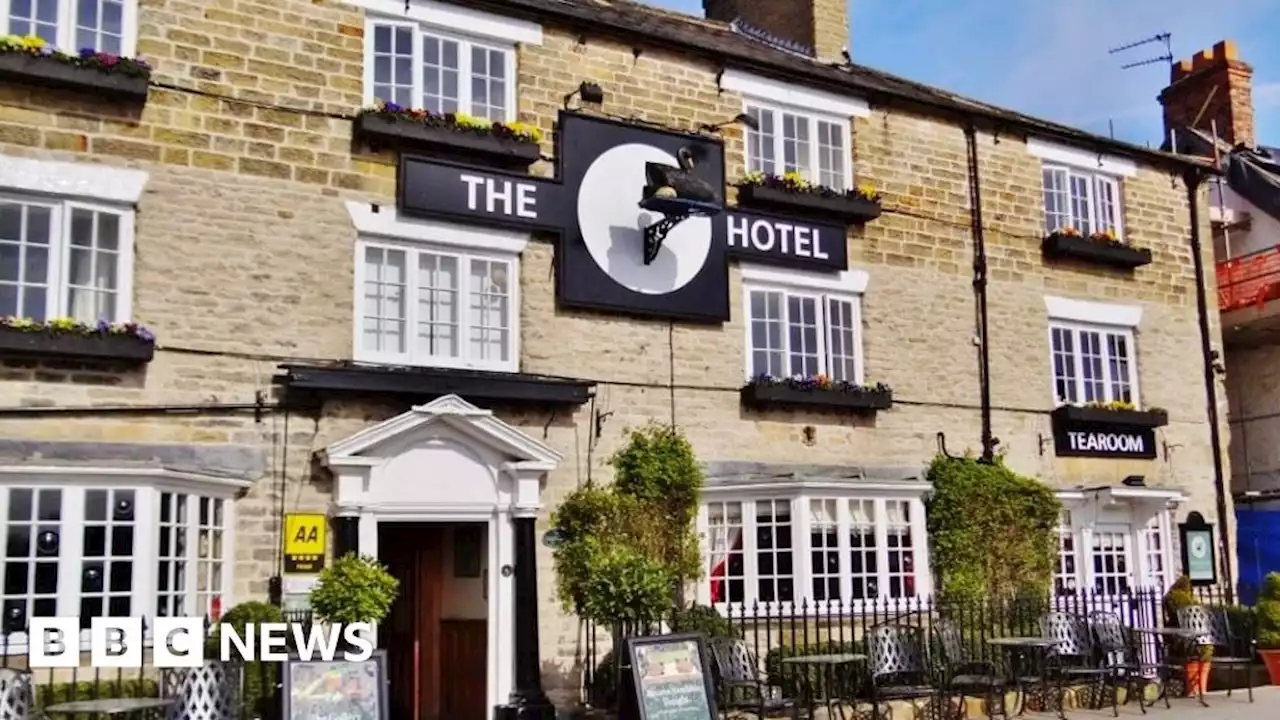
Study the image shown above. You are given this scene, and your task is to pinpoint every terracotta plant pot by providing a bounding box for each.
[1184,659,1212,696]
[1261,649,1280,685]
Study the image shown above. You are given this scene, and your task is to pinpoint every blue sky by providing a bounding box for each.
[638,0,1280,148]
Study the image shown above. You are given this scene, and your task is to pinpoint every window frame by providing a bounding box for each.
[1046,319,1140,408]
[1053,499,1175,596]
[0,469,241,655]
[741,98,852,191]
[697,485,932,617]
[741,274,864,383]
[361,15,518,122]
[0,0,139,57]
[0,191,136,324]
[1041,163,1125,240]
[351,225,522,374]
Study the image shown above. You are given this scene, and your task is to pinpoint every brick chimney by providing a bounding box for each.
[704,0,849,64]
[1158,40,1255,148]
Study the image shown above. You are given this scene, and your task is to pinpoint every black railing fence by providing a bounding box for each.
[581,585,1248,709]
[0,610,315,719]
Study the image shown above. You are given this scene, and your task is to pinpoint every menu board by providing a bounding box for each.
[625,633,717,720]
[282,651,388,720]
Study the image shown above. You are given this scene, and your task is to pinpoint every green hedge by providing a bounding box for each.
[33,679,160,708]
[764,641,863,699]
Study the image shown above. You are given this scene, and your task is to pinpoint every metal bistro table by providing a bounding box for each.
[987,636,1059,717]
[42,697,177,720]
[1130,626,1213,708]
[782,653,868,720]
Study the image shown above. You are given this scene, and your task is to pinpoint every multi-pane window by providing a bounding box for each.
[366,21,513,121]
[745,103,849,189]
[3,0,133,55]
[0,484,233,647]
[358,243,515,371]
[745,287,861,381]
[1091,530,1132,596]
[1049,322,1137,406]
[701,496,926,612]
[1042,165,1123,238]
[1053,511,1078,596]
[0,196,130,324]
[1141,517,1169,591]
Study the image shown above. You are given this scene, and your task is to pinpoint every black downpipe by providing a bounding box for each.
[964,125,996,463]
[1184,168,1235,591]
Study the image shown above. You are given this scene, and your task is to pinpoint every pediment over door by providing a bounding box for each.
[321,394,562,514]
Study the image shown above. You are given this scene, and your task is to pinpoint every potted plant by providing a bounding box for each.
[309,553,400,651]
[1165,575,1213,696]
[1041,225,1153,269]
[1257,572,1280,684]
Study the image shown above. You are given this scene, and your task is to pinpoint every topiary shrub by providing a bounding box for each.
[309,553,399,625]
[926,455,1061,606]
[1164,575,1197,626]
[1257,572,1280,650]
[208,601,283,720]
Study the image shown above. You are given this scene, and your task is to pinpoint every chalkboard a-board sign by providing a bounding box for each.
[622,633,718,720]
[282,650,389,720]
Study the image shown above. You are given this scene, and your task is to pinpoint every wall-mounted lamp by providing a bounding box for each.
[1122,474,1146,487]
[699,112,760,134]
[563,81,605,109]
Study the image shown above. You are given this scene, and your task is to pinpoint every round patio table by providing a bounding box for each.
[43,697,176,719]
[1130,626,1213,707]
[782,653,867,720]
[987,636,1059,716]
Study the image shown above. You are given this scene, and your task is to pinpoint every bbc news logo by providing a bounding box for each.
[28,618,375,668]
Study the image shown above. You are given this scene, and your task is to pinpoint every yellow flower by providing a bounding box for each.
[505,120,543,142]
[857,182,878,199]
[742,171,765,186]
[782,171,809,189]
[20,34,45,50]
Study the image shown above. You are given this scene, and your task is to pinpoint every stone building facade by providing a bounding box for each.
[0,0,1230,717]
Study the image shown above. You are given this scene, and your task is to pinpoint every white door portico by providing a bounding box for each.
[320,394,562,720]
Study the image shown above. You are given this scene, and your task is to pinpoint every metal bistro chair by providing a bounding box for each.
[1087,611,1161,716]
[161,662,242,720]
[866,623,937,720]
[1175,605,1256,702]
[933,620,1006,720]
[1040,612,1110,719]
[0,668,33,720]
[707,636,800,720]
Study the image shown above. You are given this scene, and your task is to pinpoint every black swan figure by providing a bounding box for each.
[642,145,720,207]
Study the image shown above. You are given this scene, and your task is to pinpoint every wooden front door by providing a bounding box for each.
[380,524,489,720]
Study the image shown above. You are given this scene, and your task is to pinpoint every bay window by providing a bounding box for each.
[744,102,850,189]
[0,469,241,652]
[702,489,930,613]
[2,0,136,56]
[364,18,515,121]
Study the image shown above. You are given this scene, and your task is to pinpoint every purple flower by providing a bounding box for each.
[78,47,96,58]
[94,318,111,334]
[135,326,155,342]
[383,102,403,113]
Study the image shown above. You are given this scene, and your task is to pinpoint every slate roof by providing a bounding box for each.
[1175,127,1280,222]
[472,0,1214,173]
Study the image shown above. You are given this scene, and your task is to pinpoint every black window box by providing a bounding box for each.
[0,326,155,362]
[735,184,882,224]
[0,52,149,101]
[1051,405,1168,428]
[353,113,541,169]
[740,383,892,411]
[277,362,594,407]
[1042,234,1152,269]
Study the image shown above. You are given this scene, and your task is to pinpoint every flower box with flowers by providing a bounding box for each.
[740,375,893,410]
[734,172,883,224]
[354,103,543,169]
[0,34,151,101]
[0,317,156,362]
[1042,227,1152,269]
[1051,401,1168,429]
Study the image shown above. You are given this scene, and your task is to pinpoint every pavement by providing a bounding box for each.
[1015,686,1279,719]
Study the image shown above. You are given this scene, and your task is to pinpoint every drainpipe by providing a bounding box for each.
[1184,167,1235,592]
[964,124,996,462]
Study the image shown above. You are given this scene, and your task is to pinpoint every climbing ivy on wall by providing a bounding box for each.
[551,423,703,628]
[926,454,1062,606]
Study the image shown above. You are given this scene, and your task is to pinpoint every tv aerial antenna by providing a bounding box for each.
[1109,32,1173,70]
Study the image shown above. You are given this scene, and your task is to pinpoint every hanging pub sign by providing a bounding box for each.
[396,112,850,323]
[1049,406,1165,459]
[620,633,718,720]
[1178,511,1218,586]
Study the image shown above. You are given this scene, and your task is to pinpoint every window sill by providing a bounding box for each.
[735,184,882,225]
[0,51,150,102]
[276,361,594,407]
[0,325,155,363]
[353,113,541,170]
[1051,405,1169,429]
[1042,233,1152,270]
[740,383,892,412]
